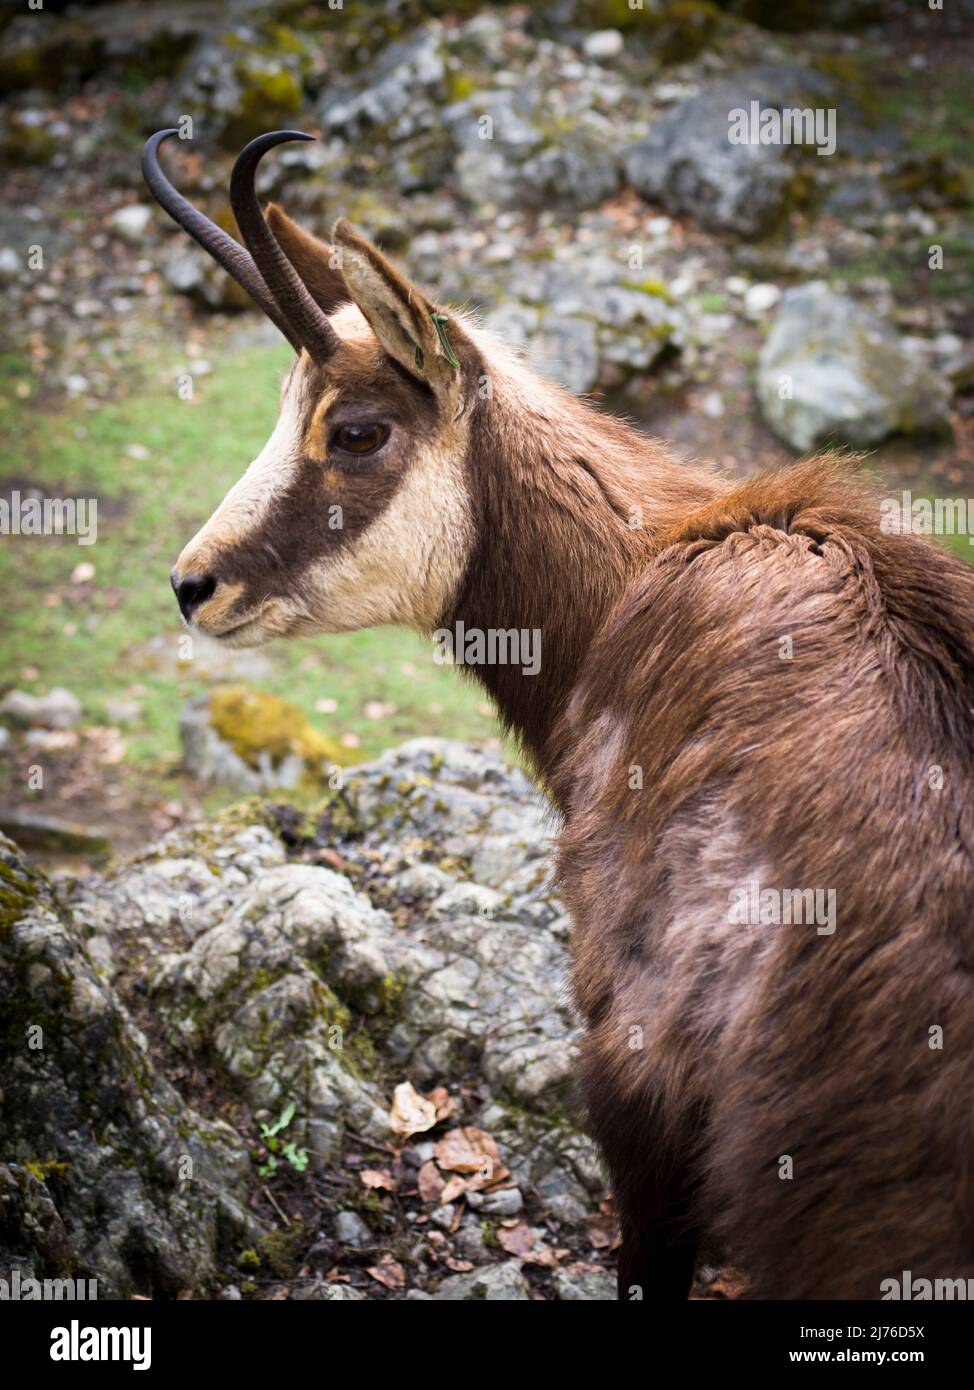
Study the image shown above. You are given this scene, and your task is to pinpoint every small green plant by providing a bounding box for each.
[257,1101,309,1177]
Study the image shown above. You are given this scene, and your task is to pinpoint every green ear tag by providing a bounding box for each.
[414,344,424,370]
[430,311,460,370]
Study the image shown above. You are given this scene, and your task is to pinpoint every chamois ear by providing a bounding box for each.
[331,217,467,408]
[264,203,350,314]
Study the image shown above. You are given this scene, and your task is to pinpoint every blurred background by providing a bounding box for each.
[1,0,972,863]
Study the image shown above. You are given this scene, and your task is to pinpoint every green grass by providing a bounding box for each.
[0,346,498,780]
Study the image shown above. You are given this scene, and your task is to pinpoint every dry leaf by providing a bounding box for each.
[469,1164,511,1194]
[561,1260,603,1276]
[367,1255,406,1291]
[439,1174,468,1204]
[521,1245,566,1268]
[585,1213,619,1250]
[316,847,346,872]
[427,1085,457,1122]
[434,1126,501,1176]
[417,1160,445,1202]
[498,1222,537,1257]
[389,1080,438,1137]
[360,1168,398,1191]
[445,1257,474,1272]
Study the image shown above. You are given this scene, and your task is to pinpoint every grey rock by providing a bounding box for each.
[291,1280,366,1301]
[0,248,22,280]
[517,128,620,212]
[582,30,625,60]
[386,863,455,902]
[429,881,505,922]
[0,686,82,729]
[83,934,115,977]
[478,1187,524,1217]
[334,1210,373,1249]
[552,1267,617,1300]
[455,1218,491,1264]
[0,811,109,858]
[109,205,153,246]
[430,1204,456,1230]
[480,302,540,350]
[757,282,952,451]
[179,695,304,792]
[168,26,308,150]
[432,1260,532,1301]
[743,283,781,319]
[0,833,258,1298]
[318,29,446,140]
[404,1140,436,1167]
[528,314,600,395]
[454,103,619,214]
[163,245,252,315]
[822,169,890,223]
[150,863,397,1159]
[625,67,839,236]
[2,738,607,1296]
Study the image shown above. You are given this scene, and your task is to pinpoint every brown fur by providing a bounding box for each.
[543,457,974,1298]
[453,383,974,1297]
[170,200,974,1299]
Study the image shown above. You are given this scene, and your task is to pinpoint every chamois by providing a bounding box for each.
[145,129,974,1300]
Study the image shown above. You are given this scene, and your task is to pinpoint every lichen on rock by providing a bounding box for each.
[0,740,610,1297]
[0,833,259,1298]
[180,686,348,793]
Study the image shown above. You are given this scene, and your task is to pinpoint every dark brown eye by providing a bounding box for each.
[332,423,389,455]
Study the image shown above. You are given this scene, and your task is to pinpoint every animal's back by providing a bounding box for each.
[557,458,974,1298]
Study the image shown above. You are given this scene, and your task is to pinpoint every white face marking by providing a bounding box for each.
[176,361,308,582]
[174,315,475,646]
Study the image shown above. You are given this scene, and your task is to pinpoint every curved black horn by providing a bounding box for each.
[229,130,340,362]
[141,129,302,352]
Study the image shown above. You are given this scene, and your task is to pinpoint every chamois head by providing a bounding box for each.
[144,129,483,647]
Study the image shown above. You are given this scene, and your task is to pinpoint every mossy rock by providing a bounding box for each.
[0,812,110,861]
[571,0,656,32]
[0,17,100,96]
[0,843,39,938]
[572,0,722,56]
[622,277,677,304]
[883,153,971,211]
[221,61,305,149]
[208,686,349,781]
[653,1,723,63]
[172,25,311,152]
[0,118,59,167]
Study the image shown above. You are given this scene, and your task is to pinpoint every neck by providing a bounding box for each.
[449,348,722,793]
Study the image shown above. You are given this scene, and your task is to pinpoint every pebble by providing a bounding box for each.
[582,30,624,60]
[110,204,153,245]
[744,283,782,318]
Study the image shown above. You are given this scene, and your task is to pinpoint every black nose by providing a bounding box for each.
[171,569,217,621]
